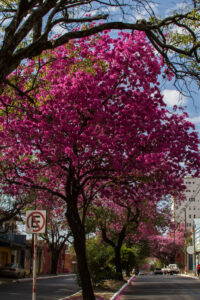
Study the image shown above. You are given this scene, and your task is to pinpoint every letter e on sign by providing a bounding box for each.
[26,210,46,234]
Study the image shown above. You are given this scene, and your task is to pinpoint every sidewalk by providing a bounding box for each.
[0,273,73,285]
[179,272,199,280]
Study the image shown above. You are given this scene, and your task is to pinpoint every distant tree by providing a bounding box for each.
[93,183,169,280]
[0,192,33,226]
[41,208,72,274]
[150,224,185,266]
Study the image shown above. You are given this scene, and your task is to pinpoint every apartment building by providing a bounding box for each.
[172,177,200,230]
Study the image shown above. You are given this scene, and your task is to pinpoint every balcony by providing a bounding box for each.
[0,232,26,246]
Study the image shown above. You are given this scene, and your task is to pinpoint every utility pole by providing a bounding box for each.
[193,222,197,276]
[173,200,176,263]
[184,208,187,273]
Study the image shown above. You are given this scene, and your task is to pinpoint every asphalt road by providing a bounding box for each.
[0,274,80,300]
[120,274,200,300]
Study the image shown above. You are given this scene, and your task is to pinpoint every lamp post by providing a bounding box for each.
[184,208,187,273]
[193,221,197,276]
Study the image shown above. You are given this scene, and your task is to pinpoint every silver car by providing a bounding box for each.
[0,263,26,278]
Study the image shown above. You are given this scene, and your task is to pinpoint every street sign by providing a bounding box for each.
[194,218,200,252]
[187,245,194,255]
[26,210,46,234]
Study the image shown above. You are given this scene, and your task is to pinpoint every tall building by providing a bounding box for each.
[172,177,200,230]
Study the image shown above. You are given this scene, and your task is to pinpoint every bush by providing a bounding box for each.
[84,237,119,286]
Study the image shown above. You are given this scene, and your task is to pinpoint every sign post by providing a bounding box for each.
[32,233,37,300]
[194,218,200,275]
[26,210,46,300]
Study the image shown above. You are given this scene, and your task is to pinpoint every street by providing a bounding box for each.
[120,274,200,300]
[0,274,80,300]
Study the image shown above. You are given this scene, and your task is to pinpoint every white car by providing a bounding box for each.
[0,263,26,278]
[138,271,145,275]
[162,264,179,275]
[168,264,180,274]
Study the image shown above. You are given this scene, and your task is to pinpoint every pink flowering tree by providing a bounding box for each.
[92,181,171,279]
[150,223,186,266]
[0,31,200,299]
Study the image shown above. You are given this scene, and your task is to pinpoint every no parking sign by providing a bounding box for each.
[26,210,46,234]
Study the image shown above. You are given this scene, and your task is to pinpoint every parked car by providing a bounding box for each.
[161,266,170,274]
[0,263,25,278]
[167,264,179,274]
[138,270,145,275]
[154,268,163,275]
[162,264,179,275]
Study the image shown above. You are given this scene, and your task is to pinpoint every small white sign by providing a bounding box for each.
[187,245,194,255]
[26,210,46,234]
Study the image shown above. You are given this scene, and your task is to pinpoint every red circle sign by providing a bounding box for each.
[27,211,46,233]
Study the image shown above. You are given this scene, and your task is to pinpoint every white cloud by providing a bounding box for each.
[51,24,68,36]
[188,116,200,125]
[108,6,120,13]
[170,25,186,35]
[165,2,189,16]
[162,89,187,107]
[128,2,158,22]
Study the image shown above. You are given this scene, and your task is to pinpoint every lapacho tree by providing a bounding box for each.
[0,31,199,299]
[92,180,172,279]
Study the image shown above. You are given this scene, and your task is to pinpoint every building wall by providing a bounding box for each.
[173,177,200,230]
[64,252,77,273]
[0,217,26,268]
[25,241,68,275]
[0,247,11,267]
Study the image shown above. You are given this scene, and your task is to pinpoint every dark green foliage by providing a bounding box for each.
[83,236,120,285]
[121,245,136,276]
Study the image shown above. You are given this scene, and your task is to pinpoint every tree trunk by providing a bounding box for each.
[66,201,95,300]
[51,251,59,274]
[101,226,125,281]
[125,266,131,277]
[114,246,123,280]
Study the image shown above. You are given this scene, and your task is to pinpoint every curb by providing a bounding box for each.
[59,290,82,300]
[178,274,199,280]
[0,273,74,285]
[110,275,136,300]
[20,273,74,281]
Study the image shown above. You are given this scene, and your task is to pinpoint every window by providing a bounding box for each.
[189,215,191,218]
[189,198,195,202]
[194,215,196,218]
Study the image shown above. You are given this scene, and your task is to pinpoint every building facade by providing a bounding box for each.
[0,218,26,267]
[172,177,200,230]
[25,240,68,275]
